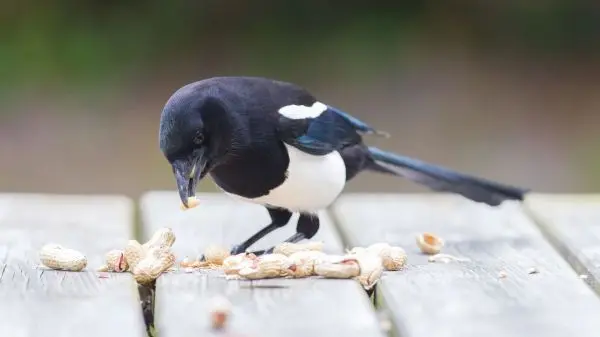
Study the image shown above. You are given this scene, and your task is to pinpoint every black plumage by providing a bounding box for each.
[159,76,529,256]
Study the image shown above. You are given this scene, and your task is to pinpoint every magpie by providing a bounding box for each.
[158,76,529,256]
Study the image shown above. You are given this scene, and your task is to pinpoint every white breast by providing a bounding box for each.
[223,143,347,212]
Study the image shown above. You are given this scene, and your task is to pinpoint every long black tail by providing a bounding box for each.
[367,147,529,206]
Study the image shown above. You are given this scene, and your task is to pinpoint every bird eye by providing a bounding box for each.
[193,131,204,145]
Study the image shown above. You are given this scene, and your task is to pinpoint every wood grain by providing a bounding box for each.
[331,193,600,337]
[0,193,146,337]
[140,191,385,337]
[524,194,600,292]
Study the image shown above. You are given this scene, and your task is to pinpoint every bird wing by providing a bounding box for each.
[277,103,385,156]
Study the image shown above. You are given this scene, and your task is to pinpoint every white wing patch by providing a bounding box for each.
[278,101,327,120]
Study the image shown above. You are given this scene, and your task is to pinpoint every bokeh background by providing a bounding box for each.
[2,1,600,199]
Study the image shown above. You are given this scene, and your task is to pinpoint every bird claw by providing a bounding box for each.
[229,244,247,256]
[229,245,274,257]
[247,247,274,256]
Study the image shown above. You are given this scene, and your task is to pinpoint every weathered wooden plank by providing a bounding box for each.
[331,193,600,337]
[140,191,385,337]
[0,193,146,337]
[524,194,600,292]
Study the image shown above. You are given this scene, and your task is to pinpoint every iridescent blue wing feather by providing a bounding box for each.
[277,104,383,155]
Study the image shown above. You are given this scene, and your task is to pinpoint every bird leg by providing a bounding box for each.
[200,208,292,260]
[248,213,321,256]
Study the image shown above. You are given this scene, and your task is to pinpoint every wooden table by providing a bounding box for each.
[0,193,146,337]
[2,191,600,337]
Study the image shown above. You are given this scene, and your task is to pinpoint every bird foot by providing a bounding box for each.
[229,244,248,256]
[225,232,307,258]
[229,244,273,257]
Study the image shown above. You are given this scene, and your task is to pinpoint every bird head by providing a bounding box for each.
[159,84,225,207]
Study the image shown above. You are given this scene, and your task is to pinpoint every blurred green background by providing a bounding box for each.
[2,1,600,198]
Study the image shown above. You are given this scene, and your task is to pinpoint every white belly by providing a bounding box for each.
[222,143,347,212]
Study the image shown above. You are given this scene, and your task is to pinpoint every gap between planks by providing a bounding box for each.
[523,193,600,295]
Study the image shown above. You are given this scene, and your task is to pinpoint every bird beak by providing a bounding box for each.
[171,148,207,207]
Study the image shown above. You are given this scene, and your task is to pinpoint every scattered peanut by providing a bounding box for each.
[39,244,87,271]
[273,241,324,256]
[180,256,209,269]
[130,228,177,284]
[222,253,248,268]
[384,246,408,270]
[314,255,361,279]
[498,271,508,278]
[286,251,327,278]
[238,254,290,279]
[350,242,407,271]
[416,232,444,254]
[209,295,232,330]
[143,227,176,251]
[124,239,145,270]
[97,249,128,272]
[180,196,200,210]
[527,267,539,274]
[204,245,231,265]
[353,253,384,290]
[75,229,420,290]
[133,246,176,285]
[91,227,178,285]
[222,253,256,275]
